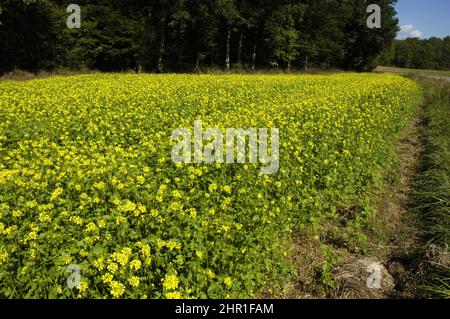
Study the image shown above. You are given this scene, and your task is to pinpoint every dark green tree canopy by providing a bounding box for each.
[379,37,450,71]
[0,0,400,73]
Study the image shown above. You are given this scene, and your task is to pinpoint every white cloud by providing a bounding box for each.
[410,30,422,38]
[399,24,422,38]
[401,25,414,33]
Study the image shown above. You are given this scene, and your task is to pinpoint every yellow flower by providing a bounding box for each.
[101,273,113,285]
[93,257,105,271]
[189,208,197,219]
[120,200,136,213]
[0,248,8,265]
[97,219,106,228]
[109,281,125,298]
[206,269,215,279]
[224,276,232,288]
[26,200,37,208]
[137,204,147,214]
[130,259,142,271]
[162,274,179,290]
[55,285,63,294]
[165,291,181,299]
[70,216,83,226]
[0,72,421,299]
[107,261,118,273]
[94,181,106,190]
[50,187,63,201]
[78,281,88,293]
[168,201,183,212]
[24,231,37,242]
[79,249,88,257]
[85,222,98,233]
[38,212,51,223]
[208,183,218,192]
[222,185,232,194]
[12,210,23,218]
[139,243,151,258]
[172,190,182,199]
[115,216,126,225]
[128,276,140,287]
[166,240,181,250]
[112,249,131,267]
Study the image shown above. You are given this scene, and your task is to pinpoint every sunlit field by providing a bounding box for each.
[0,74,421,298]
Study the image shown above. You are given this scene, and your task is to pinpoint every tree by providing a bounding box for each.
[380,38,450,71]
[214,0,241,70]
[343,0,399,71]
[0,0,63,73]
[0,0,410,74]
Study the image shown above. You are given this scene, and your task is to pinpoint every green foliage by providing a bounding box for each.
[266,3,304,70]
[0,73,420,298]
[0,0,64,72]
[0,0,400,73]
[380,38,450,71]
[342,0,399,72]
[318,246,339,289]
[415,79,450,298]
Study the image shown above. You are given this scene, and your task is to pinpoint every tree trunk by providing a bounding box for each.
[157,38,165,72]
[196,53,200,70]
[158,18,166,73]
[304,55,308,71]
[252,42,257,71]
[237,32,243,67]
[225,27,231,71]
[287,60,291,72]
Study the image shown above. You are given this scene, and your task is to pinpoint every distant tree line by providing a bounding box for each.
[379,38,450,70]
[0,0,399,74]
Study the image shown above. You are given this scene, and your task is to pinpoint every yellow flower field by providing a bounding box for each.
[0,74,421,298]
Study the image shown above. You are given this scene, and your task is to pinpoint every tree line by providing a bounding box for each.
[379,38,450,71]
[0,0,399,74]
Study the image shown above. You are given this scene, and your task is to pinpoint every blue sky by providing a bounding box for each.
[395,0,450,39]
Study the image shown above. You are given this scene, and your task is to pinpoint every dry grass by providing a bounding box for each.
[333,115,425,299]
[284,107,426,299]
[333,258,395,299]
[0,69,101,81]
[376,66,450,78]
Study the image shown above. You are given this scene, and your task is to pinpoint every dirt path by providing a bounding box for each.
[419,75,450,82]
[283,112,427,299]
[331,114,425,299]
[379,117,426,298]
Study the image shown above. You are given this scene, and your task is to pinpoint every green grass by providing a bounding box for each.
[377,66,450,78]
[415,78,450,298]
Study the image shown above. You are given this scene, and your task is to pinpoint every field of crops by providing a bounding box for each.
[0,74,421,298]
